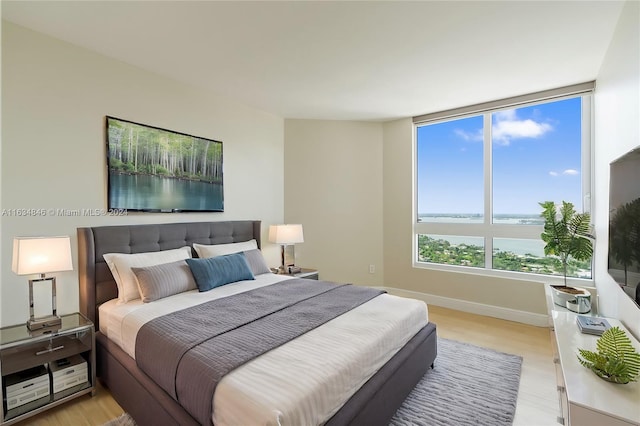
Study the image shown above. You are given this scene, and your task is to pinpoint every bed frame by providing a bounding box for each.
[78,220,437,426]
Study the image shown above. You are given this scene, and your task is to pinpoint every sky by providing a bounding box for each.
[416,97,583,216]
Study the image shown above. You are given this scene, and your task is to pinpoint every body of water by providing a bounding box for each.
[418,213,544,225]
[419,213,546,256]
[109,172,223,211]
[427,234,546,257]
[494,238,546,257]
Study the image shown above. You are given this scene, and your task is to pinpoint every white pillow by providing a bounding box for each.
[103,246,192,303]
[193,239,258,258]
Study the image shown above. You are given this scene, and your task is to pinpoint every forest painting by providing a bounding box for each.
[106,116,224,212]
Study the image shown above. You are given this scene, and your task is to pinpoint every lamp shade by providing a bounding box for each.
[12,236,73,276]
[268,224,304,245]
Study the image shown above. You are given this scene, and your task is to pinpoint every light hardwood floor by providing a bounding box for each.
[14,305,558,425]
[427,305,558,426]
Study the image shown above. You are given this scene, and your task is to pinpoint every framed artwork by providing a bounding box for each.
[106,116,223,212]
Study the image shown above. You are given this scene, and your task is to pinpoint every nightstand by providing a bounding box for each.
[0,313,95,425]
[292,268,319,280]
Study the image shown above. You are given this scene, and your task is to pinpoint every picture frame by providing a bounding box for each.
[106,116,223,212]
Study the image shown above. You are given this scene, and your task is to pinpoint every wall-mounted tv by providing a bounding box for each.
[608,145,640,306]
[106,116,223,212]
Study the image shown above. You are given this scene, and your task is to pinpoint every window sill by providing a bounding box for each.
[412,260,594,287]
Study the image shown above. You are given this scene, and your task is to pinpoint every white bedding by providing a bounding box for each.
[99,274,428,426]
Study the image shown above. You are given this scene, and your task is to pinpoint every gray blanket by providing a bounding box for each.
[135,279,384,425]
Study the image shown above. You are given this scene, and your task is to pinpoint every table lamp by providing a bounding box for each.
[268,224,304,274]
[12,236,73,330]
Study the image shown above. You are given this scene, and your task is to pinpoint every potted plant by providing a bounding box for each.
[578,326,640,384]
[539,201,594,308]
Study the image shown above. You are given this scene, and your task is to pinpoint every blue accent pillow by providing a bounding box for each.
[186,252,255,292]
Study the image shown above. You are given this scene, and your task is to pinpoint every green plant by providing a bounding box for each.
[577,326,640,384]
[540,201,593,286]
[609,197,640,285]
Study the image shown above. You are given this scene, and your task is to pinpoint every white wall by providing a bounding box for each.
[1,22,285,326]
[284,120,383,286]
[593,0,640,339]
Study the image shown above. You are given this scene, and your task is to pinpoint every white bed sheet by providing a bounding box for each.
[99,274,428,426]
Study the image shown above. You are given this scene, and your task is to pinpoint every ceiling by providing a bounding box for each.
[1,1,625,121]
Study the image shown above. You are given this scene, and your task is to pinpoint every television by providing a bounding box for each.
[106,116,223,212]
[608,145,640,306]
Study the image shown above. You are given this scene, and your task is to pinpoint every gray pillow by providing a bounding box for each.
[131,260,197,302]
[243,249,271,275]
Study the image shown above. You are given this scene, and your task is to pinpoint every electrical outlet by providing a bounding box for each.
[369,264,375,274]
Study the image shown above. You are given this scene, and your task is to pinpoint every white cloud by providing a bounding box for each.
[492,109,553,145]
[494,110,517,121]
[549,169,579,177]
[454,109,553,146]
[454,128,483,142]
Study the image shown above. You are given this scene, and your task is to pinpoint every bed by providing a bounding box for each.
[78,220,437,426]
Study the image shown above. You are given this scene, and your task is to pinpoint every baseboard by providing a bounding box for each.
[376,286,548,327]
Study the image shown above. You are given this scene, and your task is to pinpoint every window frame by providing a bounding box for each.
[412,83,594,285]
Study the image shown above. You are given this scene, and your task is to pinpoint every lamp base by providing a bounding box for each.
[27,315,62,331]
[276,265,302,275]
[287,265,302,274]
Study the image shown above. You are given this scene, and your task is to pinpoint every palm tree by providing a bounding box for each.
[540,201,593,286]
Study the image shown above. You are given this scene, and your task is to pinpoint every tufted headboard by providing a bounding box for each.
[77,220,261,330]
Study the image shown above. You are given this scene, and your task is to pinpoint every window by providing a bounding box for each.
[413,83,593,281]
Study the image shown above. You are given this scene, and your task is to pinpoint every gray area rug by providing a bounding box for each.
[102,338,522,426]
[390,338,522,426]
[102,413,136,426]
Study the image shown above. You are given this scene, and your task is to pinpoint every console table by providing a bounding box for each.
[546,286,640,425]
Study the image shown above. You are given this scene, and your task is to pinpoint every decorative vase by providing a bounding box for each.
[550,285,591,312]
[565,293,591,313]
[594,371,630,384]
